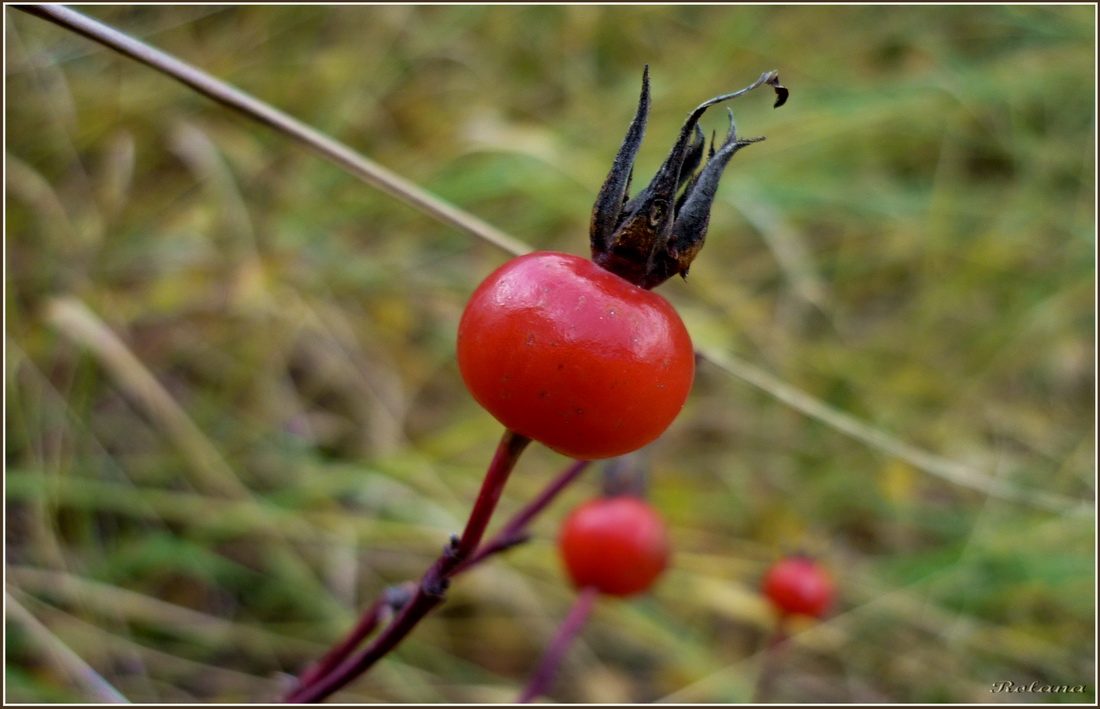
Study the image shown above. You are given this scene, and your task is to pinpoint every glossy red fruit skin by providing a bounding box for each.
[456,251,695,460]
[558,496,670,597]
[761,557,833,618]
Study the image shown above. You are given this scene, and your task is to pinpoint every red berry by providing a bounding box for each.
[761,556,833,618]
[457,251,695,460]
[558,496,670,597]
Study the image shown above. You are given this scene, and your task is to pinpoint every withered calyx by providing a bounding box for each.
[590,67,788,290]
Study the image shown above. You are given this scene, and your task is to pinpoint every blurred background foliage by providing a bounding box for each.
[5,4,1095,703]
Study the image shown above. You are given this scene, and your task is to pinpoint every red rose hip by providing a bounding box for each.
[761,556,833,619]
[558,496,670,597]
[457,251,694,460]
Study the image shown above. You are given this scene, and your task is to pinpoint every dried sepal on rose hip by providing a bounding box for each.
[457,68,787,459]
[590,66,787,289]
[558,495,670,597]
[761,555,834,619]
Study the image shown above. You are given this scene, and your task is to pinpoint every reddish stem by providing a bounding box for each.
[517,585,600,703]
[291,457,586,695]
[456,458,591,573]
[456,430,533,557]
[284,430,531,703]
[753,614,790,703]
[294,584,413,690]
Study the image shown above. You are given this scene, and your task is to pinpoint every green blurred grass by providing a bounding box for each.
[5,4,1095,703]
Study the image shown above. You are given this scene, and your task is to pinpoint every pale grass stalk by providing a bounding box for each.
[10,591,288,701]
[44,296,247,500]
[5,153,79,244]
[5,591,131,704]
[7,566,326,658]
[297,301,408,457]
[699,344,1087,514]
[16,4,530,259]
[6,16,106,245]
[5,470,303,537]
[3,469,415,549]
[41,297,346,613]
[731,190,829,313]
[168,121,259,251]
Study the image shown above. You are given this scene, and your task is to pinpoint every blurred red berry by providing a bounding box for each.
[558,496,670,597]
[762,556,833,618]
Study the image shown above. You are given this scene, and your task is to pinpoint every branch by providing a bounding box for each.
[456,458,591,572]
[283,430,531,703]
[286,453,588,701]
[516,586,599,703]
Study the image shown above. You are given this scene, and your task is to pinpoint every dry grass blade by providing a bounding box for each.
[15,4,530,258]
[5,591,131,704]
[729,190,829,313]
[8,567,325,658]
[699,344,1089,514]
[40,297,345,611]
[10,592,295,703]
[5,153,79,243]
[43,296,248,500]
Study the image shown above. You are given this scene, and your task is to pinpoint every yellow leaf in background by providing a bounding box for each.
[230,257,270,310]
[580,667,635,704]
[368,296,416,338]
[879,459,918,505]
[692,575,772,628]
[756,501,807,549]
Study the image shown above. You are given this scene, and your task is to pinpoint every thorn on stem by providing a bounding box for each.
[383,582,416,612]
[424,576,450,599]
